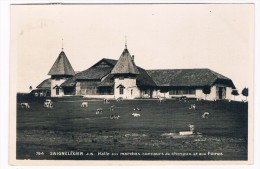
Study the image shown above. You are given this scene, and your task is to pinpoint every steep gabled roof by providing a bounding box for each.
[147,68,235,88]
[76,67,112,80]
[75,58,116,80]
[36,78,51,89]
[111,48,139,75]
[48,51,75,76]
[91,58,117,68]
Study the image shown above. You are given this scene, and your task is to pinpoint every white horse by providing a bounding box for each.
[132,113,141,117]
[43,99,53,108]
[81,102,88,107]
[104,99,110,104]
[19,103,30,108]
[96,108,103,114]
[110,105,115,111]
[202,112,209,118]
[110,115,120,119]
[189,104,196,110]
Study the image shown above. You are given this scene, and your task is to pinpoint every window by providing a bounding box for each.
[56,88,59,95]
[119,87,124,95]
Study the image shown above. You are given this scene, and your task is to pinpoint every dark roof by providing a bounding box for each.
[111,48,139,75]
[147,69,235,88]
[62,58,156,87]
[76,58,116,80]
[59,59,235,89]
[76,67,112,80]
[48,51,75,76]
[62,59,116,87]
[98,74,114,87]
[91,58,117,68]
[36,78,51,89]
[103,58,117,65]
[60,76,77,87]
[136,67,157,87]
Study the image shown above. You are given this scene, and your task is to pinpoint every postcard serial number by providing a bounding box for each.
[36,152,44,156]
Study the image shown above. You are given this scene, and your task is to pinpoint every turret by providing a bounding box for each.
[111,44,140,99]
[48,50,75,97]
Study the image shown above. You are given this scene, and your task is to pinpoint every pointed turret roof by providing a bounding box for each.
[48,51,75,76]
[111,47,139,75]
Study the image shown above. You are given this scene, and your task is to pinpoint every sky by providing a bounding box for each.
[11,4,254,99]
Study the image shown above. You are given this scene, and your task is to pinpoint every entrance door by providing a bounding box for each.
[218,87,223,99]
[218,87,226,100]
[150,89,153,98]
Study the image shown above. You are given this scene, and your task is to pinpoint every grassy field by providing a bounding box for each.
[16,95,248,160]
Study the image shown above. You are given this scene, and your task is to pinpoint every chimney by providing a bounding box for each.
[132,55,135,61]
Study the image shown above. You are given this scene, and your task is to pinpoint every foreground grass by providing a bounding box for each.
[16,97,248,160]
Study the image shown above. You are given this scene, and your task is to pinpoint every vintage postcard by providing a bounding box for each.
[9,3,254,165]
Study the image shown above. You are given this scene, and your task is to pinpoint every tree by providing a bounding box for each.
[241,87,249,101]
[231,89,239,100]
[202,85,211,100]
[160,87,169,98]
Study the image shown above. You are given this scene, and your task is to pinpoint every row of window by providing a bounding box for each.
[55,88,196,96]
[119,88,195,95]
[169,90,196,95]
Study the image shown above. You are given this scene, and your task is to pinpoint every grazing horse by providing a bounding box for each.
[116,97,123,102]
[179,96,188,102]
[19,103,30,108]
[132,113,141,117]
[104,99,110,104]
[189,104,196,110]
[43,99,53,108]
[110,105,115,111]
[202,112,209,118]
[81,102,88,107]
[96,108,103,114]
[110,115,120,119]
[133,108,141,111]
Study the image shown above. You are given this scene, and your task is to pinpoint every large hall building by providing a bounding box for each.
[34,44,236,100]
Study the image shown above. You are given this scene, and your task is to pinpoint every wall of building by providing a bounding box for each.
[226,87,233,100]
[169,93,196,98]
[50,79,66,97]
[195,86,217,100]
[169,88,196,98]
[75,82,81,95]
[139,89,154,98]
[114,78,140,99]
[152,90,170,98]
[82,95,115,99]
[195,85,233,100]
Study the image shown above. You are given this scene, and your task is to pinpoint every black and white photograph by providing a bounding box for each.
[7,2,256,165]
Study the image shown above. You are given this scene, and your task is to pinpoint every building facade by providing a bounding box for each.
[34,45,236,100]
